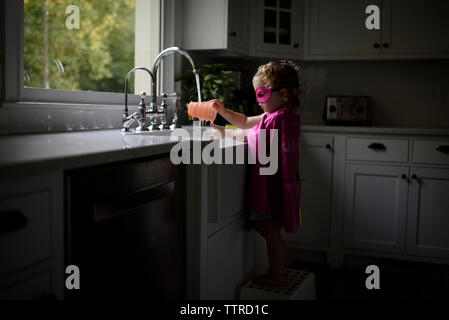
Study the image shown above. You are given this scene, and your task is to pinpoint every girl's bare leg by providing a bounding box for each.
[253,219,290,286]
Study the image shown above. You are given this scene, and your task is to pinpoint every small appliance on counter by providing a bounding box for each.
[322,96,372,126]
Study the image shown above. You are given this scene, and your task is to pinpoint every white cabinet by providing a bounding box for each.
[305,0,382,58]
[383,0,449,57]
[342,137,449,261]
[206,217,268,299]
[304,0,449,60]
[343,163,409,253]
[182,0,249,54]
[0,173,64,300]
[406,167,449,259]
[0,271,53,300]
[284,134,334,247]
[251,0,304,58]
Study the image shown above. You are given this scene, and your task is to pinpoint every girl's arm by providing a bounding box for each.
[212,100,264,129]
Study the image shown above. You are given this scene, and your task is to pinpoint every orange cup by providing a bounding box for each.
[188,100,218,122]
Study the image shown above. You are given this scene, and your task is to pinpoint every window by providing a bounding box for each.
[24,0,136,94]
[4,0,161,106]
[2,0,184,134]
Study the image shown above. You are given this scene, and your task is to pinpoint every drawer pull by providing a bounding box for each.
[436,145,449,153]
[0,210,28,235]
[367,143,386,151]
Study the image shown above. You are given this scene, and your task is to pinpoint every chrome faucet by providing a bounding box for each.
[122,48,200,132]
[122,66,155,132]
[151,47,201,124]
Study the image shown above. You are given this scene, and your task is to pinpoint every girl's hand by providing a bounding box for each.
[211,99,225,115]
[210,123,226,138]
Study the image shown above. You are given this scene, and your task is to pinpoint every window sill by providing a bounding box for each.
[0,101,139,135]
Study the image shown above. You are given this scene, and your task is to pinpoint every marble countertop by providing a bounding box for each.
[0,127,247,178]
[0,125,448,178]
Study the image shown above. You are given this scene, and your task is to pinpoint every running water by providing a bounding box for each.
[194,71,202,103]
[193,71,206,127]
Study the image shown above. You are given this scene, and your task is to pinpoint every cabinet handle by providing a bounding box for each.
[411,174,418,180]
[373,43,380,48]
[229,32,237,37]
[293,43,299,48]
[367,142,386,150]
[94,180,175,222]
[401,174,408,180]
[0,210,28,235]
[436,145,449,153]
[382,43,389,48]
[325,144,331,150]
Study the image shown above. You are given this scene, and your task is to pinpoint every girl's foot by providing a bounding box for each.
[253,273,287,287]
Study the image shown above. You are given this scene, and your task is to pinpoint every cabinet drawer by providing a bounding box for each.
[0,191,51,276]
[346,138,409,163]
[412,140,449,165]
[0,271,52,300]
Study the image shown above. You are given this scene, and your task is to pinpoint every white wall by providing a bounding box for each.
[300,60,449,127]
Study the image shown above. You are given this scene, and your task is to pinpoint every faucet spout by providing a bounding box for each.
[151,47,200,108]
[123,67,155,118]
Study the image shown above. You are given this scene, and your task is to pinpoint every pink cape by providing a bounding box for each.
[246,107,302,233]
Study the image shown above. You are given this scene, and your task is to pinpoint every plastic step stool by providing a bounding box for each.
[240,269,316,300]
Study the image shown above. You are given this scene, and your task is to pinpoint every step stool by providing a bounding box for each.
[240,269,316,300]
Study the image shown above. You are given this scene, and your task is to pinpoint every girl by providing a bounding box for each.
[211,60,303,287]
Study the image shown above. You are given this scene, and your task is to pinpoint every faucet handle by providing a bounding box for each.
[139,91,146,105]
[160,93,168,112]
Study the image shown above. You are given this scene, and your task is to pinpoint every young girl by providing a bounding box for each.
[211,60,303,287]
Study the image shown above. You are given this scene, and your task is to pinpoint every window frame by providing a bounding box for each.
[3,0,167,108]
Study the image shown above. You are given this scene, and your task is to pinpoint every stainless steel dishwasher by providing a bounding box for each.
[65,155,186,299]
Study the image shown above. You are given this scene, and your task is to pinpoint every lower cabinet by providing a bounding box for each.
[205,217,268,299]
[0,270,53,300]
[343,163,409,253]
[284,135,334,247]
[406,167,449,259]
[343,163,449,259]
[0,172,63,299]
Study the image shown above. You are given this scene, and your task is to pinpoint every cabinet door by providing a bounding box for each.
[205,217,268,299]
[343,164,409,253]
[0,271,52,300]
[182,0,249,54]
[253,0,303,57]
[305,0,382,58]
[284,135,333,247]
[382,0,449,56]
[406,167,449,259]
[227,0,249,52]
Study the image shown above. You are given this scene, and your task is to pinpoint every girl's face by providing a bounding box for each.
[252,76,283,113]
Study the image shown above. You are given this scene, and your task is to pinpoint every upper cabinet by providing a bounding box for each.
[304,0,449,60]
[182,0,249,54]
[250,0,304,59]
[383,0,449,57]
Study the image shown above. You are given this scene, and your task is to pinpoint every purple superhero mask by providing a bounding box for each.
[255,85,282,103]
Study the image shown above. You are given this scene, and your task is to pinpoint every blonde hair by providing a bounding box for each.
[254,60,304,110]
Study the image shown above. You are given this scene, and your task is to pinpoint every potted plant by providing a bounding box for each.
[176,63,250,126]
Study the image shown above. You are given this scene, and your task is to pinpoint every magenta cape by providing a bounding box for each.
[246,107,302,233]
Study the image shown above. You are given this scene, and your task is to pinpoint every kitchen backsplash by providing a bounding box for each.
[196,55,449,128]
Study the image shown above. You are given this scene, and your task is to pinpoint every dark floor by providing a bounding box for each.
[290,256,449,299]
